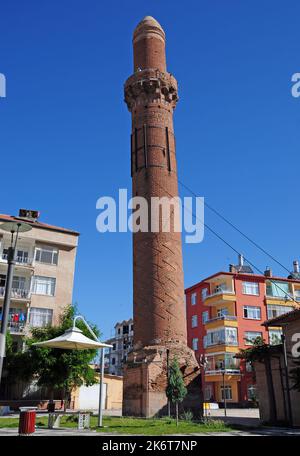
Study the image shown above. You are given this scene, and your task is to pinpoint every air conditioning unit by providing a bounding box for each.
[19,209,40,221]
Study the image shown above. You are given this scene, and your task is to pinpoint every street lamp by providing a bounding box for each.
[33,315,112,427]
[0,221,32,386]
[199,354,208,418]
[222,370,227,417]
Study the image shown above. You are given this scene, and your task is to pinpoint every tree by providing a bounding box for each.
[166,357,187,425]
[4,304,101,408]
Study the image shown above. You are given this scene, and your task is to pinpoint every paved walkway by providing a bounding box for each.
[205,408,261,428]
[0,426,300,436]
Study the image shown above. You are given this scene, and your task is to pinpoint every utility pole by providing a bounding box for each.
[222,370,227,417]
[281,333,293,427]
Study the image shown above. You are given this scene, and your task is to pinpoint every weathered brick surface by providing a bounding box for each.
[123,16,202,417]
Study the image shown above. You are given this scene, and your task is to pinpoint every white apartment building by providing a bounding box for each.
[105,319,134,376]
[0,209,79,351]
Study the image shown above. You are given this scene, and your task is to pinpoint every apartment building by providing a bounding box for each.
[0,209,79,351]
[185,255,300,406]
[105,319,134,376]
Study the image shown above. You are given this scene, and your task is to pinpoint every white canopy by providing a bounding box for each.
[33,327,112,350]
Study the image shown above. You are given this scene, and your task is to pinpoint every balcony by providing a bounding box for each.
[0,287,31,301]
[7,321,26,335]
[205,315,237,328]
[205,368,240,376]
[0,253,33,267]
[205,339,238,348]
[204,288,236,306]
[204,354,241,380]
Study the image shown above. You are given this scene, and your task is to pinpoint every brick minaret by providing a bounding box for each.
[123,16,202,418]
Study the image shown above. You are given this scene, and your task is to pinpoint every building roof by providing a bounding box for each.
[185,270,300,293]
[263,308,300,327]
[114,318,133,328]
[0,213,79,236]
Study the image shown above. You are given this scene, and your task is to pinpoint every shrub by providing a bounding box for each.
[180,410,193,422]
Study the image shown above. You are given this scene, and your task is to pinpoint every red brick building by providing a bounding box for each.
[185,256,300,406]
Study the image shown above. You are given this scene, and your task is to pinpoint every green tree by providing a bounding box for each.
[166,358,187,425]
[5,304,100,408]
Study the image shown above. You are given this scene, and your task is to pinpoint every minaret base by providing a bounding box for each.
[122,342,203,418]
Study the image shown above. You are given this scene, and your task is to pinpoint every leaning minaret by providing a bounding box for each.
[123,16,202,417]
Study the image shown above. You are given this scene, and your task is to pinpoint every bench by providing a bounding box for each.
[48,410,91,430]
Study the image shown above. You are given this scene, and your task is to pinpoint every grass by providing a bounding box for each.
[0,415,230,435]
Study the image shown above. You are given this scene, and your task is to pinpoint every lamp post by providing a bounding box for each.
[33,315,112,427]
[199,354,208,418]
[0,221,32,388]
[222,370,227,417]
[281,332,293,427]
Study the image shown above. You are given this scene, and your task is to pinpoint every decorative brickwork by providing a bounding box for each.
[123,16,202,417]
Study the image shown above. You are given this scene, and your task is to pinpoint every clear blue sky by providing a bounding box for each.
[0,1,299,339]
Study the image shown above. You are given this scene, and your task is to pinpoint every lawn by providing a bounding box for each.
[0,415,230,435]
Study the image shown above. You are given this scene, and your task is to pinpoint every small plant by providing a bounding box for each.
[66,414,78,423]
[202,418,226,429]
[180,410,193,422]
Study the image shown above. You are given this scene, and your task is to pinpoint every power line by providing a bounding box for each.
[149,177,299,305]
[177,178,292,275]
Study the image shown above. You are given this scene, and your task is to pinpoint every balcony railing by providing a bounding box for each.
[266,293,294,301]
[205,368,240,376]
[7,321,26,334]
[206,315,237,324]
[204,288,235,300]
[0,287,31,300]
[1,253,33,266]
[205,339,238,348]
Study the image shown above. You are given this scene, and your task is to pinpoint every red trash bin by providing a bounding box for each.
[18,407,37,435]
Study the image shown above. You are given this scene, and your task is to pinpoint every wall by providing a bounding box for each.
[74,374,123,411]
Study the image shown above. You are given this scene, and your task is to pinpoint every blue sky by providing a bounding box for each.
[0,1,299,339]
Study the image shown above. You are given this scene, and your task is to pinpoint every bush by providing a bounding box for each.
[201,418,226,429]
[179,410,193,422]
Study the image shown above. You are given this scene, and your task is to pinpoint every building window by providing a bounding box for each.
[244,331,263,345]
[243,306,261,320]
[217,308,229,317]
[192,338,198,351]
[266,281,290,298]
[242,282,259,295]
[205,327,238,347]
[112,343,116,351]
[12,276,26,290]
[202,311,209,324]
[111,357,116,365]
[204,385,213,401]
[201,288,208,301]
[221,385,232,400]
[269,329,282,345]
[123,325,129,334]
[267,304,293,319]
[191,315,198,328]
[191,292,197,305]
[31,276,56,296]
[29,308,53,327]
[4,248,29,264]
[130,324,134,331]
[247,385,257,401]
[35,246,58,265]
